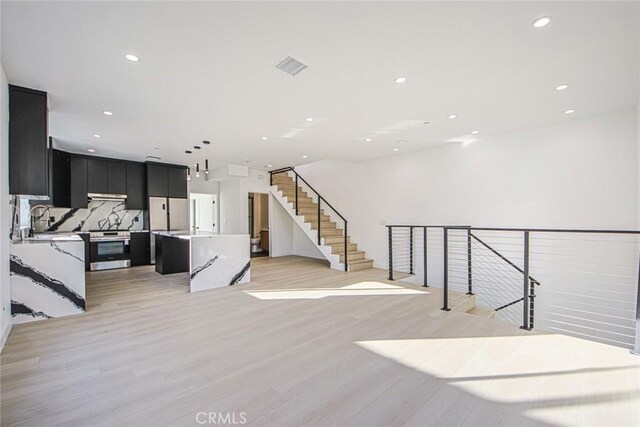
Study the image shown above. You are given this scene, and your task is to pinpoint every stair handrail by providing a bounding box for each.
[270,167,347,223]
[270,167,349,271]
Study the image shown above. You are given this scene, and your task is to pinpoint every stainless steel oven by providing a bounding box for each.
[89,231,131,271]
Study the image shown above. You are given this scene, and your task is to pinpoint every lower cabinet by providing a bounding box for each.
[130,232,151,266]
[78,233,91,272]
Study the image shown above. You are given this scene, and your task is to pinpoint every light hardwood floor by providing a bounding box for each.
[1,256,639,426]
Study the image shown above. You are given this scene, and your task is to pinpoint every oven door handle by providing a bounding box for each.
[91,238,130,242]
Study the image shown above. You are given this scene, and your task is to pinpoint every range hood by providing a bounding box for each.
[88,193,127,201]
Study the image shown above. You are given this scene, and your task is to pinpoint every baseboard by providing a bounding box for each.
[270,250,294,257]
[1,321,13,353]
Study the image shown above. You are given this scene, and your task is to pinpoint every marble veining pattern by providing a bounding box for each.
[10,241,86,324]
[189,235,251,293]
[46,201,144,232]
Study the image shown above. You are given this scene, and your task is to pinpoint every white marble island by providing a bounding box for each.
[10,234,86,324]
[154,231,250,292]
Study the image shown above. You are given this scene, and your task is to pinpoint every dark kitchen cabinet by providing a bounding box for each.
[126,162,146,210]
[130,231,151,266]
[70,155,88,209]
[107,161,127,195]
[78,233,91,271]
[9,85,49,196]
[167,166,188,198]
[51,149,70,207]
[147,163,169,197]
[87,158,109,194]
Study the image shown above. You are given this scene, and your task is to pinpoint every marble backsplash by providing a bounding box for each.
[42,201,145,232]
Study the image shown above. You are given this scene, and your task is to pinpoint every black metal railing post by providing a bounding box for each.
[467,228,473,295]
[423,227,428,287]
[521,230,531,330]
[529,279,536,329]
[388,226,394,280]
[632,253,640,355]
[344,222,348,272]
[409,226,414,274]
[294,174,299,215]
[317,196,321,245]
[269,172,272,186]
[442,227,450,311]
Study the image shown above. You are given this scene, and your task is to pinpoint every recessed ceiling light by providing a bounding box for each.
[471,130,479,135]
[185,150,192,154]
[124,54,140,62]
[302,155,308,159]
[448,114,457,119]
[564,109,575,114]
[154,147,160,150]
[103,110,113,116]
[393,148,399,152]
[532,16,551,28]
[88,148,95,153]
[92,134,101,138]
[261,136,268,141]
[398,140,407,144]
[365,138,372,142]
[266,164,273,168]
[394,76,407,84]
[305,117,313,122]
[202,140,211,145]
[244,159,250,163]
[194,146,201,150]
[555,84,569,91]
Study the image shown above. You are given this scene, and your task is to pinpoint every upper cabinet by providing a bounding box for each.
[87,158,109,193]
[146,163,187,199]
[87,158,127,195]
[107,161,127,195]
[51,149,70,208]
[167,166,188,199]
[69,155,88,209]
[9,85,49,196]
[126,162,146,210]
[146,163,168,197]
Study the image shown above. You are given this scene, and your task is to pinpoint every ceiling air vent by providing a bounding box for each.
[145,155,162,161]
[275,56,307,76]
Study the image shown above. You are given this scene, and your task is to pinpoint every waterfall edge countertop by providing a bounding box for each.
[11,233,83,245]
[154,232,251,291]
[10,234,86,323]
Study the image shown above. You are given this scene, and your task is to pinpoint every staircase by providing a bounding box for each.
[270,170,373,272]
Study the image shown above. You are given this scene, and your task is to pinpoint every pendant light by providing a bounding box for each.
[196,163,200,178]
[187,167,191,181]
[203,140,211,176]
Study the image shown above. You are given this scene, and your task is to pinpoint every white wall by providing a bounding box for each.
[269,194,325,260]
[217,168,270,234]
[1,63,12,350]
[297,108,639,347]
[298,109,638,267]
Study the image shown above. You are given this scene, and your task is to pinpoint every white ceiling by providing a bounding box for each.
[1,1,638,171]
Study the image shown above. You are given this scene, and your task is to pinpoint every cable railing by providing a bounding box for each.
[387,224,640,353]
[270,167,349,271]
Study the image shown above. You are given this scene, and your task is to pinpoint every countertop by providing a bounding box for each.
[12,233,83,245]
[153,231,250,240]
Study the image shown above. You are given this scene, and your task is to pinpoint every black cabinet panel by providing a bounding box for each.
[87,158,109,194]
[167,166,188,199]
[147,164,168,197]
[78,233,91,271]
[130,231,151,266]
[107,161,127,194]
[9,85,49,196]
[51,149,70,207]
[126,162,146,210]
[70,156,88,209]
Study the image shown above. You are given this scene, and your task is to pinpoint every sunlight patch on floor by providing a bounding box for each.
[243,281,430,300]
[355,334,640,425]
